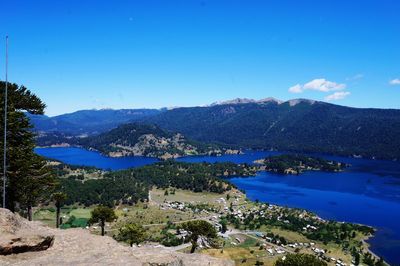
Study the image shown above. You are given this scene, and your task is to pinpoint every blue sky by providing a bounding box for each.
[1,0,399,116]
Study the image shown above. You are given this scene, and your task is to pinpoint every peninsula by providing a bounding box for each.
[254,154,346,175]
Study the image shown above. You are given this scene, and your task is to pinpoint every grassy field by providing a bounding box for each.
[33,206,93,228]
[260,226,310,243]
[115,202,194,226]
[34,188,218,230]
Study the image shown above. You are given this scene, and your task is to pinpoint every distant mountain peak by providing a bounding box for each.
[210,98,256,106]
[209,97,319,106]
[210,97,283,106]
[257,97,283,104]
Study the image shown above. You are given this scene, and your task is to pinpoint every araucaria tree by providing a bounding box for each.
[89,205,117,236]
[117,223,146,247]
[0,81,55,217]
[180,220,217,253]
[17,154,56,221]
[52,192,67,228]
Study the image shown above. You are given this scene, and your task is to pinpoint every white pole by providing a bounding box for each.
[3,36,8,208]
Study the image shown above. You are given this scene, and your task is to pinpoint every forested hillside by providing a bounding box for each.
[145,99,400,159]
[30,98,400,159]
[78,123,220,159]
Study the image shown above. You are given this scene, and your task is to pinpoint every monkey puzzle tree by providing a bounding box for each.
[117,223,146,247]
[180,220,217,253]
[52,192,68,228]
[16,154,56,220]
[89,205,117,236]
[1,81,54,214]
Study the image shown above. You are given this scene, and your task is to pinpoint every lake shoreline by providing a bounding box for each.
[35,147,400,265]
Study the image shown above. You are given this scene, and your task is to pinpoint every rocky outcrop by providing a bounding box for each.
[0,208,233,266]
[0,208,55,255]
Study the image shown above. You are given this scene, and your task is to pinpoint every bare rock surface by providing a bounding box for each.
[0,208,233,266]
[0,208,55,255]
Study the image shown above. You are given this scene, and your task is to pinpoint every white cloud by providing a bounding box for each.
[324,91,350,101]
[288,84,303,93]
[288,78,346,93]
[303,78,346,92]
[389,78,400,85]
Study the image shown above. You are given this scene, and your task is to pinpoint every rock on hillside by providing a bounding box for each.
[0,208,233,266]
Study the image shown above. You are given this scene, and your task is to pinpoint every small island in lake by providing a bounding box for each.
[254,154,346,175]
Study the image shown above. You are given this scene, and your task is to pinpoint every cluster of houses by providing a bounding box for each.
[156,193,360,266]
[266,247,286,256]
[311,246,326,255]
[250,231,355,265]
[160,201,187,211]
[225,199,326,232]
[286,242,315,249]
[329,257,356,266]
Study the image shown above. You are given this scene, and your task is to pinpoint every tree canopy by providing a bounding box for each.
[89,205,117,236]
[0,81,54,214]
[117,223,147,247]
[180,220,217,253]
[275,254,327,266]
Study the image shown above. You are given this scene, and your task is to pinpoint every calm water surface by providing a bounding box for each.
[35,147,400,265]
[35,147,158,170]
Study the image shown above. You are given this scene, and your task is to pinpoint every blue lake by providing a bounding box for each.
[35,147,400,265]
[35,147,159,170]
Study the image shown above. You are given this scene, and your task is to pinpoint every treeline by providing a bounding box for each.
[59,178,148,206]
[108,161,252,193]
[56,161,248,206]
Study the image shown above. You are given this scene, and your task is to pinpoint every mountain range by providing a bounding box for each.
[27,108,162,135]
[30,98,400,160]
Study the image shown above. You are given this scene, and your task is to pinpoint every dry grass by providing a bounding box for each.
[151,188,245,205]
